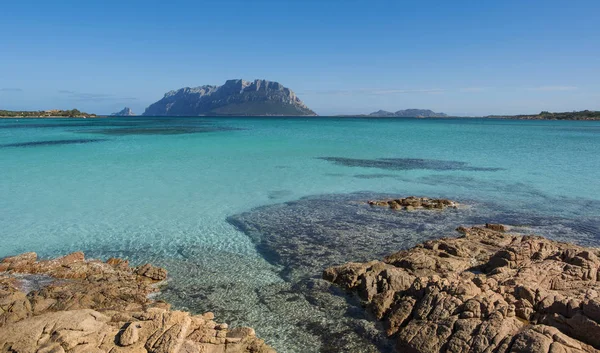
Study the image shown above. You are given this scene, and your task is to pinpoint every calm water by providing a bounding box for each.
[1,117,599,352]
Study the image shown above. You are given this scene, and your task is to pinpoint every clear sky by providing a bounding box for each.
[1,0,599,116]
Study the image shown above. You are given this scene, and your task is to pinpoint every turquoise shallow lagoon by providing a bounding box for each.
[1,117,599,352]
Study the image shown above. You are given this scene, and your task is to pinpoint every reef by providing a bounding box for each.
[324,224,600,352]
[367,196,459,211]
[0,252,273,353]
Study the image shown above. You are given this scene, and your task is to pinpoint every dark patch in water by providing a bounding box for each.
[0,139,108,148]
[228,193,471,281]
[0,117,220,130]
[268,190,293,199]
[354,173,398,179]
[228,192,600,281]
[419,174,548,199]
[318,157,503,172]
[0,122,138,129]
[80,126,242,135]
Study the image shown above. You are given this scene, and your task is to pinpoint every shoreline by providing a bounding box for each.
[0,252,274,353]
[2,115,600,121]
[324,224,600,352]
[2,222,599,352]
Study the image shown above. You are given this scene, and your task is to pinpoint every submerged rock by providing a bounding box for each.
[0,252,273,353]
[324,225,600,353]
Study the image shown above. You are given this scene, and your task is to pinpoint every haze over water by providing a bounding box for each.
[1,116,600,352]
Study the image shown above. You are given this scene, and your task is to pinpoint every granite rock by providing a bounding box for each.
[324,226,600,353]
[0,252,274,353]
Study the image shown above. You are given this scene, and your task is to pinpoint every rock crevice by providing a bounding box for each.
[0,252,274,353]
[324,225,600,353]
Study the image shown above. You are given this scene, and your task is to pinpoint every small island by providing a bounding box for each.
[0,109,96,118]
[111,107,135,116]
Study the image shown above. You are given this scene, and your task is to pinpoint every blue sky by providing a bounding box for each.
[1,0,599,116]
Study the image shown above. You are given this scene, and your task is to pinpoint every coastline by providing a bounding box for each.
[324,224,600,352]
[2,115,599,121]
[0,252,274,353]
[3,222,600,352]
[1,117,599,352]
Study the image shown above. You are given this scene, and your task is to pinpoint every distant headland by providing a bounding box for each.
[367,109,448,118]
[486,110,600,121]
[1,80,599,121]
[0,109,96,118]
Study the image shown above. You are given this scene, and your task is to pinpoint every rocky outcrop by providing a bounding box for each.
[368,196,459,211]
[323,225,600,353]
[111,107,135,116]
[368,109,448,118]
[143,79,316,116]
[0,252,274,353]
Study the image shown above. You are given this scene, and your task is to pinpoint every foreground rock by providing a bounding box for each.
[0,252,274,353]
[368,196,458,211]
[324,224,600,353]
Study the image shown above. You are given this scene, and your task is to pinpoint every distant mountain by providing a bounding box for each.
[368,109,448,118]
[110,107,135,116]
[143,79,316,116]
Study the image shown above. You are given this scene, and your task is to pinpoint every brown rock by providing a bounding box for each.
[366,196,458,212]
[486,223,508,232]
[135,263,168,281]
[324,225,600,352]
[0,252,273,353]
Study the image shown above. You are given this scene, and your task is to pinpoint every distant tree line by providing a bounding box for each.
[531,110,600,120]
[487,110,600,120]
[0,109,96,118]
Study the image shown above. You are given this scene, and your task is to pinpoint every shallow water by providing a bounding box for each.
[1,116,599,352]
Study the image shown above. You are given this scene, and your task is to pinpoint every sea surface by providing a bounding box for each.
[1,116,599,352]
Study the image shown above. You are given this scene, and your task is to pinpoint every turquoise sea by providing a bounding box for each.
[1,117,600,352]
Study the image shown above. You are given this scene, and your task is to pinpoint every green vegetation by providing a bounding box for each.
[0,109,96,118]
[489,110,600,120]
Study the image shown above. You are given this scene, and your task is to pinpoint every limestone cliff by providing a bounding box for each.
[143,79,316,116]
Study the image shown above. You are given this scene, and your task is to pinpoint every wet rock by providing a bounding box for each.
[0,252,273,353]
[135,263,168,281]
[486,223,508,232]
[368,196,459,211]
[324,226,600,352]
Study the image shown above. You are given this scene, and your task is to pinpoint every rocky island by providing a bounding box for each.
[324,224,600,353]
[143,79,316,116]
[111,107,135,116]
[368,109,448,118]
[0,252,273,353]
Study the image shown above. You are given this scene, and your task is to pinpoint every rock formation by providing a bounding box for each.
[368,196,459,211]
[143,79,316,116]
[324,225,600,353]
[368,109,448,118]
[0,252,274,353]
[111,107,135,116]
